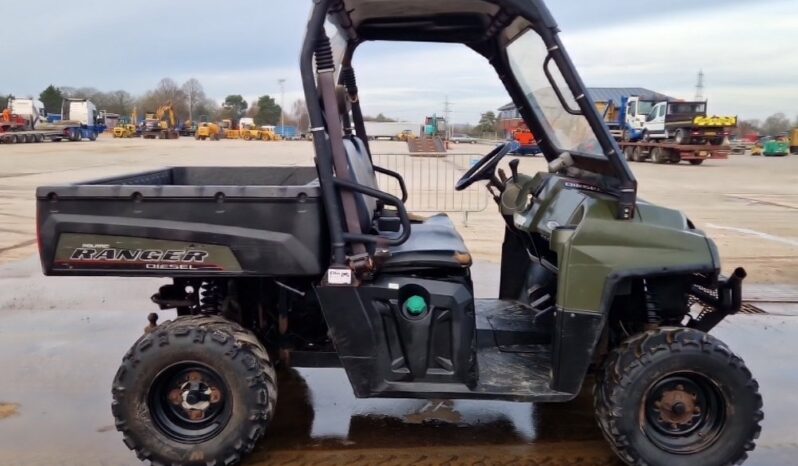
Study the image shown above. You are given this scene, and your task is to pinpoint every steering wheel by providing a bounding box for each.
[455,142,518,191]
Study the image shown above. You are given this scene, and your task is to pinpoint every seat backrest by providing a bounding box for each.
[342,136,379,232]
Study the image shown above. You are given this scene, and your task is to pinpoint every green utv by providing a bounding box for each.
[36,1,762,465]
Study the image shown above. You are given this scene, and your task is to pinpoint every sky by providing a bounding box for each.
[3,0,797,125]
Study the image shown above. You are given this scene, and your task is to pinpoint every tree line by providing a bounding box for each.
[2,78,310,129]
[736,113,798,138]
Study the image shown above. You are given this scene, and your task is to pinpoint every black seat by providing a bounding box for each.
[341,136,471,270]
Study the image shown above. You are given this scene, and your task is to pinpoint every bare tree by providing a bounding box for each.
[291,99,310,131]
[761,113,791,137]
[137,78,188,120]
[181,78,205,122]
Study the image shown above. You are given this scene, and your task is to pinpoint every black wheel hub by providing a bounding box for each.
[644,373,726,454]
[149,363,232,443]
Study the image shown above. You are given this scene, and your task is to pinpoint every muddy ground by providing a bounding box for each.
[1,137,797,465]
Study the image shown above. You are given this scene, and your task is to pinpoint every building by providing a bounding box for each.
[498,87,675,137]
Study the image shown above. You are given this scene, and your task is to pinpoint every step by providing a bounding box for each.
[476,299,553,350]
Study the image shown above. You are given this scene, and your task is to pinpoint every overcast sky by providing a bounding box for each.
[4,0,796,124]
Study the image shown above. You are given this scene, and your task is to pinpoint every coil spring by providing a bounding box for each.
[199,281,224,314]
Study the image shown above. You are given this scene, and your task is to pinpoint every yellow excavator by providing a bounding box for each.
[142,102,179,139]
[113,107,139,138]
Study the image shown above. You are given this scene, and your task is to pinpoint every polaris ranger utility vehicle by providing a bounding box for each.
[36,1,762,465]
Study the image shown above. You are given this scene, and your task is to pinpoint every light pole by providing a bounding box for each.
[278,78,286,137]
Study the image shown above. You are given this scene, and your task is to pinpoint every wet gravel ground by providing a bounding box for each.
[0,258,796,465]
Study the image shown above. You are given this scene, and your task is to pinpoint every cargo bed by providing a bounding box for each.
[37,167,327,277]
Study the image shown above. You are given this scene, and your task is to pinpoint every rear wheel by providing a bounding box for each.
[35,134,44,143]
[652,147,668,164]
[689,159,705,166]
[112,315,276,466]
[624,146,635,161]
[595,328,762,466]
[632,146,644,162]
[8,134,18,144]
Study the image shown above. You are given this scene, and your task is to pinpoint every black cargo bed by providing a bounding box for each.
[37,167,328,278]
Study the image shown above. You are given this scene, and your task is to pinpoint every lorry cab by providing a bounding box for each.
[643,100,669,139]
[9,98,48,129]
[623,96,656,139]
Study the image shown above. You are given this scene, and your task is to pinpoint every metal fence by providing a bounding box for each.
[372,153,489,224]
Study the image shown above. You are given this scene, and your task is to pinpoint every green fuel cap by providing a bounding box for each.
[404,295,428,316]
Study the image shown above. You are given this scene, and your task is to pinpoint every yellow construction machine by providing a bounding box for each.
[113,107,138,138]
[142,103,179,139]
[397,129,417,142]
[221,119,241,139]
[260,125,281,141]
[196,121,223,141]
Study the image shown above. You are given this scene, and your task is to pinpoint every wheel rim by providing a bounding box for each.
[148,362,232,444]
[643,372,726,454]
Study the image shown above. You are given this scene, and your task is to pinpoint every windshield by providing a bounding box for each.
[507,30,602,157]
[638,101,655,117]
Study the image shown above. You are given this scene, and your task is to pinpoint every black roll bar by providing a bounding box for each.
[300,0,347,266]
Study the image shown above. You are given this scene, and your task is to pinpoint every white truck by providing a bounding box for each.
[363,121,417,140]
[640,100,736,146]
[0,98,104,144]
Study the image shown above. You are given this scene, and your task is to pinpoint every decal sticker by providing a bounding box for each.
[53,234,241,272]
[327,268,352,285]
[563,180,605,194]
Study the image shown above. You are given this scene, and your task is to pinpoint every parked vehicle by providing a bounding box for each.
[509,127,541,156]
[396,129,416,142]
[790,129,798,154]
[599,96,656,141]
[142,103,179,139]
[763,136,790,157]
[275,125,299,140]
[36,1,762,465]
[641,101,736,146]
[195,121,222,140]
[178,120,197,137]
[1,98,103,143]
[450,133,478,144]
[364,121,417,140]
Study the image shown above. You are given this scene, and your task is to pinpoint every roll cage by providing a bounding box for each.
[301,0,637,267]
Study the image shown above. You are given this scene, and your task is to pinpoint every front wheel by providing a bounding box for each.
[595,328,763,466]
[112,315,276,466]
[674,128,688,145]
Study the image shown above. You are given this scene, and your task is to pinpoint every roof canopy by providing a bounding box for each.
[329,0,556,44]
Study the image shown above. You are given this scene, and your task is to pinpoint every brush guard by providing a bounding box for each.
[687,267,747,332]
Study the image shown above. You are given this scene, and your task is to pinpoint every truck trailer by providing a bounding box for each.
[0,98,104,144]
[364,121,418,140]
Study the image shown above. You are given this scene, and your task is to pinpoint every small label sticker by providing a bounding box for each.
[388,283,400,290]
[327,268,352,285]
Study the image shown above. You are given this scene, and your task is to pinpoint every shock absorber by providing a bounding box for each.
[199,281,224,314]
[643,279,663,328]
